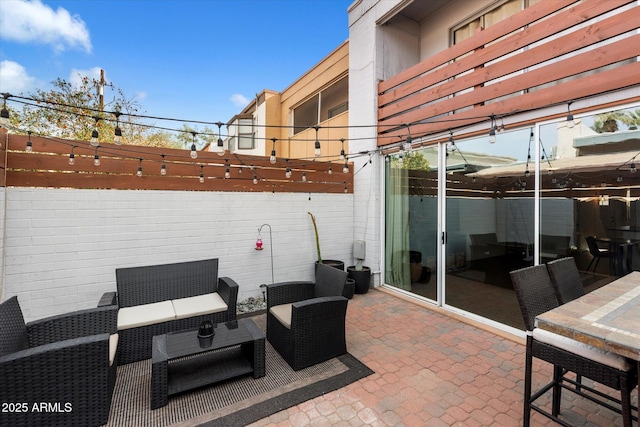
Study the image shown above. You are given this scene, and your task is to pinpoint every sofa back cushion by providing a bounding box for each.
[115,259,219,307]
[0,296,28,357]
[314,263,349,298]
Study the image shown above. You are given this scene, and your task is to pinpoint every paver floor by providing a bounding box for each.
[249,288,638,426]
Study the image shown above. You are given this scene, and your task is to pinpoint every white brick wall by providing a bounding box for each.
[0,188,354,322]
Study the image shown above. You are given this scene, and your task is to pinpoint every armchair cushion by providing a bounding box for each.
[171,293,227,320]
[117,300,175,330]
[109,333,119,366]
[0,296,28,357]
[314,263,349,297]
[269,303,293,329]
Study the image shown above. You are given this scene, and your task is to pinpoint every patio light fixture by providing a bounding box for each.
[160,154,167,175]
[0,93,10,128]
[26,131,32,152]
[313,125,321,156]
[269,138,277,164]
[90,117,100,146]
[253,173,258,184]
[403,124,412,152]
[566,100,575,129]
[339,138,346,160]
[136,158,143,177]
[343,160,349,174]
[488,115,497,144]
[631,163,637,174]
[285,160,292,179]
[199,165,205,183]
[190,132,198,159]
[113,111,123,144]
[215,122,225,156]
[68,146,76,165]
[225,161,230,179]
[93,146,100,166]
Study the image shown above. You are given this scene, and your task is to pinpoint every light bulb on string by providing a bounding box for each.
[90,117,100,146]
[339,138,346,161]
[225,162,231,179]
[302,170,307,182]
[26,130,33,152]
[253,174,258,185]
[328,165,332,175]
[631,163,637,174]
[190,132,198,159]
[113,112,123,144]
[285,161,292,179]
[199,165,205,183]
[0,93,10,128]
[343,160,349,174]
[160,154,167,176]
[68,146,76,165]
[93,146,100,166]
[216,121,225,156]
[269,138,277,164]
[313,125,321,156]
[566,101,575,129]
[136,159,143,177]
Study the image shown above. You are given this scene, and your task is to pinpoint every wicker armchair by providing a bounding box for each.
[266,263,349,370]
[546,257,584,305]
[0,296,118,427]
[509,265,637,427]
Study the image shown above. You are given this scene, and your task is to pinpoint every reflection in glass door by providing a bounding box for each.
[444,129,533,329]
[384,146,439,301]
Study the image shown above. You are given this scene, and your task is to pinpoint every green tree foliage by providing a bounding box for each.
[391,151,431,170]
[14,75,180,149]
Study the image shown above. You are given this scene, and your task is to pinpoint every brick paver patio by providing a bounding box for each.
[249,288,638,426]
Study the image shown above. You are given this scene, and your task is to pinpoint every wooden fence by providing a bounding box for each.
[0,129,353,193]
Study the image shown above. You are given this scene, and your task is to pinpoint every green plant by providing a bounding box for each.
[308,212,322,263]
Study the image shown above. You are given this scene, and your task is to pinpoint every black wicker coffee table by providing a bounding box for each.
[151,318,265,409]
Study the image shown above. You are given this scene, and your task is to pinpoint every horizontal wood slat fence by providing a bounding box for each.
[0,130,353,193]
[377,0,640,145]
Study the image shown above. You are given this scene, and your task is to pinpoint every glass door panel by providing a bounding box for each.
[384,147,439,301]
[444,128,533,329]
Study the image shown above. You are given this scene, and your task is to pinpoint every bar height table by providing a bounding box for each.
[536,271,640,394]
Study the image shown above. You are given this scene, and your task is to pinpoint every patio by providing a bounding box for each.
[242,288,638,427]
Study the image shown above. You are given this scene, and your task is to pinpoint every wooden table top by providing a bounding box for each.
[536,271,640,361]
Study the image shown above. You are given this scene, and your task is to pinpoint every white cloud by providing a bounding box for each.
[230,93,250,107]
[135,91,147,101]
[0,0,91,53]
[0,60,38,94]
[68,67,103,88]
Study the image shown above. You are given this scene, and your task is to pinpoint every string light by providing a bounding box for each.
[339,138,345,161]
[0,93,10,128]
[199,165,205,183]
[215,121,225,156]
[225,161,231,179]
[269,138,277,164]
[566,100,575,129]
[136,158,143,177]
[313,125,321,157]
[328,165,332,175]
[90,117,100,146]
[285,160,292,179]
[113,111,123,144]
[446,130,454,151]
[190,132,198,159]
[26,131,33,152]
[68,146,76,165]
[631,163,637,173]
[302,170,307,182]
[488,115,497,144]
[253,174,258,184]
[403,124,412,152]
[343,160,349,174]
[93,146,100,166]
[160,154,167,175]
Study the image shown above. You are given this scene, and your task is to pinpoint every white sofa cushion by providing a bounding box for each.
[117,301,175,330]
[109,334,119,366]
[533,328,632,371]
[269,303,293,329]
[171,293,227,320]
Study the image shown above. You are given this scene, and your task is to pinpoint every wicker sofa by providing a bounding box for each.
[100,258,238,365]
[0,296,118,427]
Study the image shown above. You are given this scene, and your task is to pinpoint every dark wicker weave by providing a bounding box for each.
[266,263,349,371]
[546,257,585,305]
[102,258,238,365]
[0,296,118,427]
[510,265,637,427]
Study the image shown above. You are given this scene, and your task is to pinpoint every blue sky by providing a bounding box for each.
[0,0,351,127]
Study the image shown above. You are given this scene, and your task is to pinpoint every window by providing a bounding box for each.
[292,76,348,134]
[453,0,522,44]
[237,118,254,149]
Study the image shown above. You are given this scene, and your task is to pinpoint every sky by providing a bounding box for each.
[0,0,351,128]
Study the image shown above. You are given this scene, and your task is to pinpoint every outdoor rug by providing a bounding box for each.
[106,314,373,426]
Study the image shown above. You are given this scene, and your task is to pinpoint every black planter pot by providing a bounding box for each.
[347,266,371,294]
[343,278,355,299]
[315,260,345,271]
